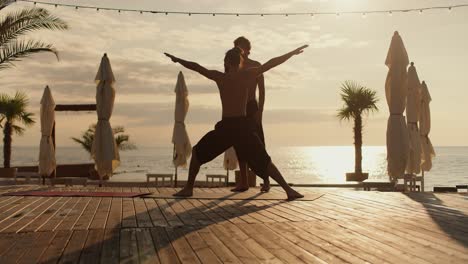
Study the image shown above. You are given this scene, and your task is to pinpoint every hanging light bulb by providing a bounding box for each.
[362,12,367,18]
[448,7,452,12]
[388,11,393,16]
[419,9,423,14]
[336,12,340,18]
[310,13,314,18]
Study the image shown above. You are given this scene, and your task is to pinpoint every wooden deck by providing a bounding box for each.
[0,185,466,263]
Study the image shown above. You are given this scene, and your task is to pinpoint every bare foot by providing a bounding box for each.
[231,186,249,192]
[260,179,270,193]
[286,190,304,201]
[173,188,193,197]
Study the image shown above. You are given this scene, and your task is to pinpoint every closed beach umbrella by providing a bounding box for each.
[405,62,422,175]
[385,31,410,181]
[223,147,238,171]
[92,53,120,182]
[223,147,238,186]
[419,81,435,171]
[38,86,56,178]
[172,71,191,187]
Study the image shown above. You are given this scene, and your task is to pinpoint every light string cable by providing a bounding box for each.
[14,0,468,16]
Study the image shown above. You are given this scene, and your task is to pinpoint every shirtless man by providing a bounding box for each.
[232,36,269,193]
[164,44,307,200]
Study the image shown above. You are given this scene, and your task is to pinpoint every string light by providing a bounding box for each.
[14,1,468,17]
[362,12,366,18]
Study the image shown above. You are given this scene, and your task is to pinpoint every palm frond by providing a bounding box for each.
[71,137,92,154]
[0,40,58,70]
[0,91,35,135]
[0,7,68,47]
[0,0,14,11]
[11,124,24,135]
[112,126,125,134]
[337,80,379,123]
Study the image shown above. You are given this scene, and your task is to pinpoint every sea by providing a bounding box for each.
[4,146,467,191]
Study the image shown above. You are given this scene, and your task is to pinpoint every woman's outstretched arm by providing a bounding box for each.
[164,53,223,81]
[250,45,308,76]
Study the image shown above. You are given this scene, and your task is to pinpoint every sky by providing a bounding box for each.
[1,0,467,147]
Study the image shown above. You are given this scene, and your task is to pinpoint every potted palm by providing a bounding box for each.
[0,92,35,177]
[72,124,136,180]
[337,81,379,182]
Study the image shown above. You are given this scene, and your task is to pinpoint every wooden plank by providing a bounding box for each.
[79,229,105,264]
[100,229,120,264]
[56,197,92,231]
[150,227,181,264]
[121,198,137,228]
[0,197,43,224]
[197,226,241,263]
[264,222,346,263]
[38,230,73,264]
[156,199,184,227]
[238,223,322,263]
[0,232,36,262]
[89,197,112,229]
[167,198,198,226]
[37,197,81,232]
[119,228,139,264]
[74,197,102,230]
[55,104,96,111]
[165,226,201,263]
[134,198,153,227]
[222,222,283,263]
[144,198,168,227]
[136,228,160,264]
[21,197,71,233]
[1,197,55,233]
[17,232,58,264]
[209,224,260,263]
[181,226,222,263]
[58,230,89,264]
[105,197,122,229]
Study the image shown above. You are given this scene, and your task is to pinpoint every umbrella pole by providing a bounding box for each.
[226,169,229,187]
[173,144,177,188]
[422,170,425,192]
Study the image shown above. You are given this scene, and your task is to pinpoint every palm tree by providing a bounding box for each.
[72,124,137,155]
[0,91,35,168]
[0,0,68,70]
[337,81,379,179]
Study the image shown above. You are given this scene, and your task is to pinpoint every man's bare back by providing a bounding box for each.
[215,69,259,117]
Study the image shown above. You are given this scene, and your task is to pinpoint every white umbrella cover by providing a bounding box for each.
[224,147,238,171]
[405,62,422,175]
[38,86,56,176]
[92,54,120,180]
[419,81,435,171]
[385,31,410,180]
[172,71,191,167]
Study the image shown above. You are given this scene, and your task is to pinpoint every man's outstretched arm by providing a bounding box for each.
[251,45,308,76]
[164,53,222,81]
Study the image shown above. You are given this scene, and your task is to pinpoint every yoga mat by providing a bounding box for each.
[2,191,151,198]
